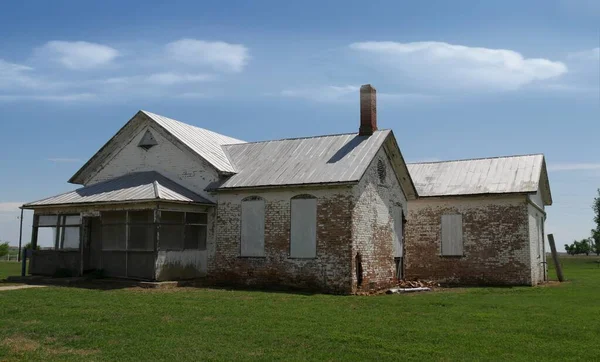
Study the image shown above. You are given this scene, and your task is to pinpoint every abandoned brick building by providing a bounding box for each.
[22,84,418,294]
[405,155,552,286]
[22,84,553,292]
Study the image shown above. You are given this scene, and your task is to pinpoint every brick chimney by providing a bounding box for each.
[359,84,377,136]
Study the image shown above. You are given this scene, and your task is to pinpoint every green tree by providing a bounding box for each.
[592,189,600,256]
[0,242,8,258]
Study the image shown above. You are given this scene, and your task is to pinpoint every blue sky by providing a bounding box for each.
[0,0,598,248]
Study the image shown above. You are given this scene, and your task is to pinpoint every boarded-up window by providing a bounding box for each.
[241,197,265,257]
[393,206,403,258]
[441,214,463,256]
[536,217,543,258]
[290,195,317,258]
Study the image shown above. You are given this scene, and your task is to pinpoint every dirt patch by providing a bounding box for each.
[45,346,99,356]
[2,335,40,353]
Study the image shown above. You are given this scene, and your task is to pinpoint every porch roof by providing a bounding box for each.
[22,171,213,208]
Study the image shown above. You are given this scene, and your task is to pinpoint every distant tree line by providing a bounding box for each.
[566,189,600,256]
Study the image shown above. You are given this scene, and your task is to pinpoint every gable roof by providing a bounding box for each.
[69,110,245,184]
[407,154,552,205]
[23,171,212,208]
[213,130,418,199]
[142,111,245,173]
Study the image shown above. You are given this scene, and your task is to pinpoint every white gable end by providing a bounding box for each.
[87,124,219,202]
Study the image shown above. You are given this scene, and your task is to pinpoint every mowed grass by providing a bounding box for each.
[0,257,599,361]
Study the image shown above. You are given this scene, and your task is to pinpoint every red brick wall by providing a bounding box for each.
[405,196,532,286]
[210,187,354,294]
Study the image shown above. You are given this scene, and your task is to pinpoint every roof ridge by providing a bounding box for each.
[141,110,244,143]
[222,129,391,147]
[407,153,544,165]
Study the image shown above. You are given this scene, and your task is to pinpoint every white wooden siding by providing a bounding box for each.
[240,199,265,256]
[290,198,317,258]
[441,214,463,256]
[393,206,403,258]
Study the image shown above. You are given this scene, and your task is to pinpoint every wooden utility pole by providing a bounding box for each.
[548,234,565,282]
[17,208,23,262]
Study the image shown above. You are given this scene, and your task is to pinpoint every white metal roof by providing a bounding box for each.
[216,130,391,189]
[24,171,212,208]
[142,111,245,173]
[407,154,552,204]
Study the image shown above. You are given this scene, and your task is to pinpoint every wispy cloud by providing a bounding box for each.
[0,93,95,102]
[36,41,119,70]
[548,163,600,172]
[349,41,567,91]
[280,85,359,102]
[165,39,250,72]
[47,158,82,163]
[0,202,23,212]
[567,47,600,61]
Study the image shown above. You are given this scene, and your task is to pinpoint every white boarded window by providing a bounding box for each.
[393,206,403,258]
[290,195,317,258]
[241,197,265,257]
[441,214,463,256]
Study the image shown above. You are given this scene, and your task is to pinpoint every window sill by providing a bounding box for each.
[238,256,266,259]
[438,255,465,258]
[287,257,317,260]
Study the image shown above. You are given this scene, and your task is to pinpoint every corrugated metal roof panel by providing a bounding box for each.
[23,171,213,208]
[216,130,391,189]
[142,111,245,173]
[407,154,545,197]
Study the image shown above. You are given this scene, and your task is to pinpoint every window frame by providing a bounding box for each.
[33,214,82,251]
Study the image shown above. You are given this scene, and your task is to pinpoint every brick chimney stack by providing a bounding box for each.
[359,84,377,136]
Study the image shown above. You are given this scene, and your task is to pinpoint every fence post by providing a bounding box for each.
[548,234,565,282]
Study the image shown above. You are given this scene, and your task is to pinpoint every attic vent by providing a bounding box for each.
[138,130,158,150]
[377,159,386,184]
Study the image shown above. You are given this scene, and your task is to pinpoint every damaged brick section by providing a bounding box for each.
[210,188,355,294]
[405,196,532,286]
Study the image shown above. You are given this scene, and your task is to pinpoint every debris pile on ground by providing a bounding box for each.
[396,280,440,288]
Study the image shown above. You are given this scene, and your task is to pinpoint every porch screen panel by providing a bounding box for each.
[159,211,184,250]
[184,212,208,250]
[128,210,155,251]
[101,211,126,251]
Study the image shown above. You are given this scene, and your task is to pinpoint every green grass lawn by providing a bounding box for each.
[0,257,599,361]
[0,262,22,281]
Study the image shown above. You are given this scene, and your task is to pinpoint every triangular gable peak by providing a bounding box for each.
[69,110,245,185]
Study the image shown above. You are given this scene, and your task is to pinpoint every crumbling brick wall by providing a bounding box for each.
[405,196,533,286]
[352,148,407,293]
[210,186,355,294]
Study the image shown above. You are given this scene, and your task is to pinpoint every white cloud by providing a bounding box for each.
[48,158,82,163]
[37,41,119,70]
[0,202,23,213]
[165,39,249,72]
[349,41,567,90]
[548,163,600,172]
[281,85,359,102]
[0,59,41,89]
